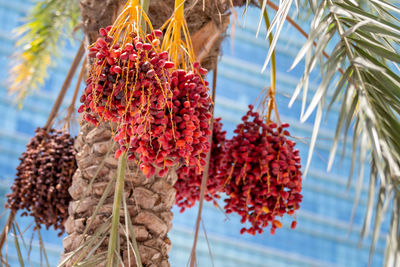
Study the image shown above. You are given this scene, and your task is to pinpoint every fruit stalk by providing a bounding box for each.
[260,2,279,123]
[44,42,84,131]
[189,63,218,267]
[65,58,86,130]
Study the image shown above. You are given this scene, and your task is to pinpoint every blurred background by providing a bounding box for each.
[0,1,389,266]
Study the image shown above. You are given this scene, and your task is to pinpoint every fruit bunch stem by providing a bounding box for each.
[260,1,280,124]
[44,42,84,131]
[161,0,195,68]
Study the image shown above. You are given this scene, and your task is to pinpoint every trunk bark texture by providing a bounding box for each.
[61,123,177,266]
[60,0,235,265]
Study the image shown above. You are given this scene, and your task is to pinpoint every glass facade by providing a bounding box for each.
[0,1,387,266]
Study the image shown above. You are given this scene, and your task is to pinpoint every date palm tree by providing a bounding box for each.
[4,0,400,266]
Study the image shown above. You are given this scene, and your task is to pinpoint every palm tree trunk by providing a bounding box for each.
[61,122,177,266]
[60,0,234,265]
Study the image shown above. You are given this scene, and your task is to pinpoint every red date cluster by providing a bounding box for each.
[220,105,302,235]
[124,66,212,177]
[79,27,170,125]
[175,117,226,212]
[78,27,212,177]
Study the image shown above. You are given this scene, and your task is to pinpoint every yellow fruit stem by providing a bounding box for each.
[107,0,154,47]
[174,0,184,21]
[161,0,195,68]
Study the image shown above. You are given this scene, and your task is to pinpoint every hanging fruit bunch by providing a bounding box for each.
[2,43,83,237]
[78,0,212,178]
[175,117,226,212]
[216,7,303,235]
[219,105,302,235]
[5,128,76,235]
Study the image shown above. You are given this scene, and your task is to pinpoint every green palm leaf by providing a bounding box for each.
[9,0,80,105]
[291,0,400,263]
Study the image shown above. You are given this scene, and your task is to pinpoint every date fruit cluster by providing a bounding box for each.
[220,105,302,235]
[6,128,76,235]
[78,27,212,177]
[175,117,226,212]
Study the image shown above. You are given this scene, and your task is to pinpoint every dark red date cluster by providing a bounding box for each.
[79,27,170,126]
[6,128,76,235]
[78,27,212,177]
[220,105,302,235]
[175,117,226,212]
[124,66,212,177]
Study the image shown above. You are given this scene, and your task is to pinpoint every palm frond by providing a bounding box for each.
[290,0,400,263]
[9,0,80,105]
[106,153,127,267]
[254,0,299,72]
[11,224,24,267]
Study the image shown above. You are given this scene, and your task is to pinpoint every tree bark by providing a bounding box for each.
[60,0,233,266]
[61,123,177,266]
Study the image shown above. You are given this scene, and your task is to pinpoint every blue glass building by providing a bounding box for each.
[0,1,388,266]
